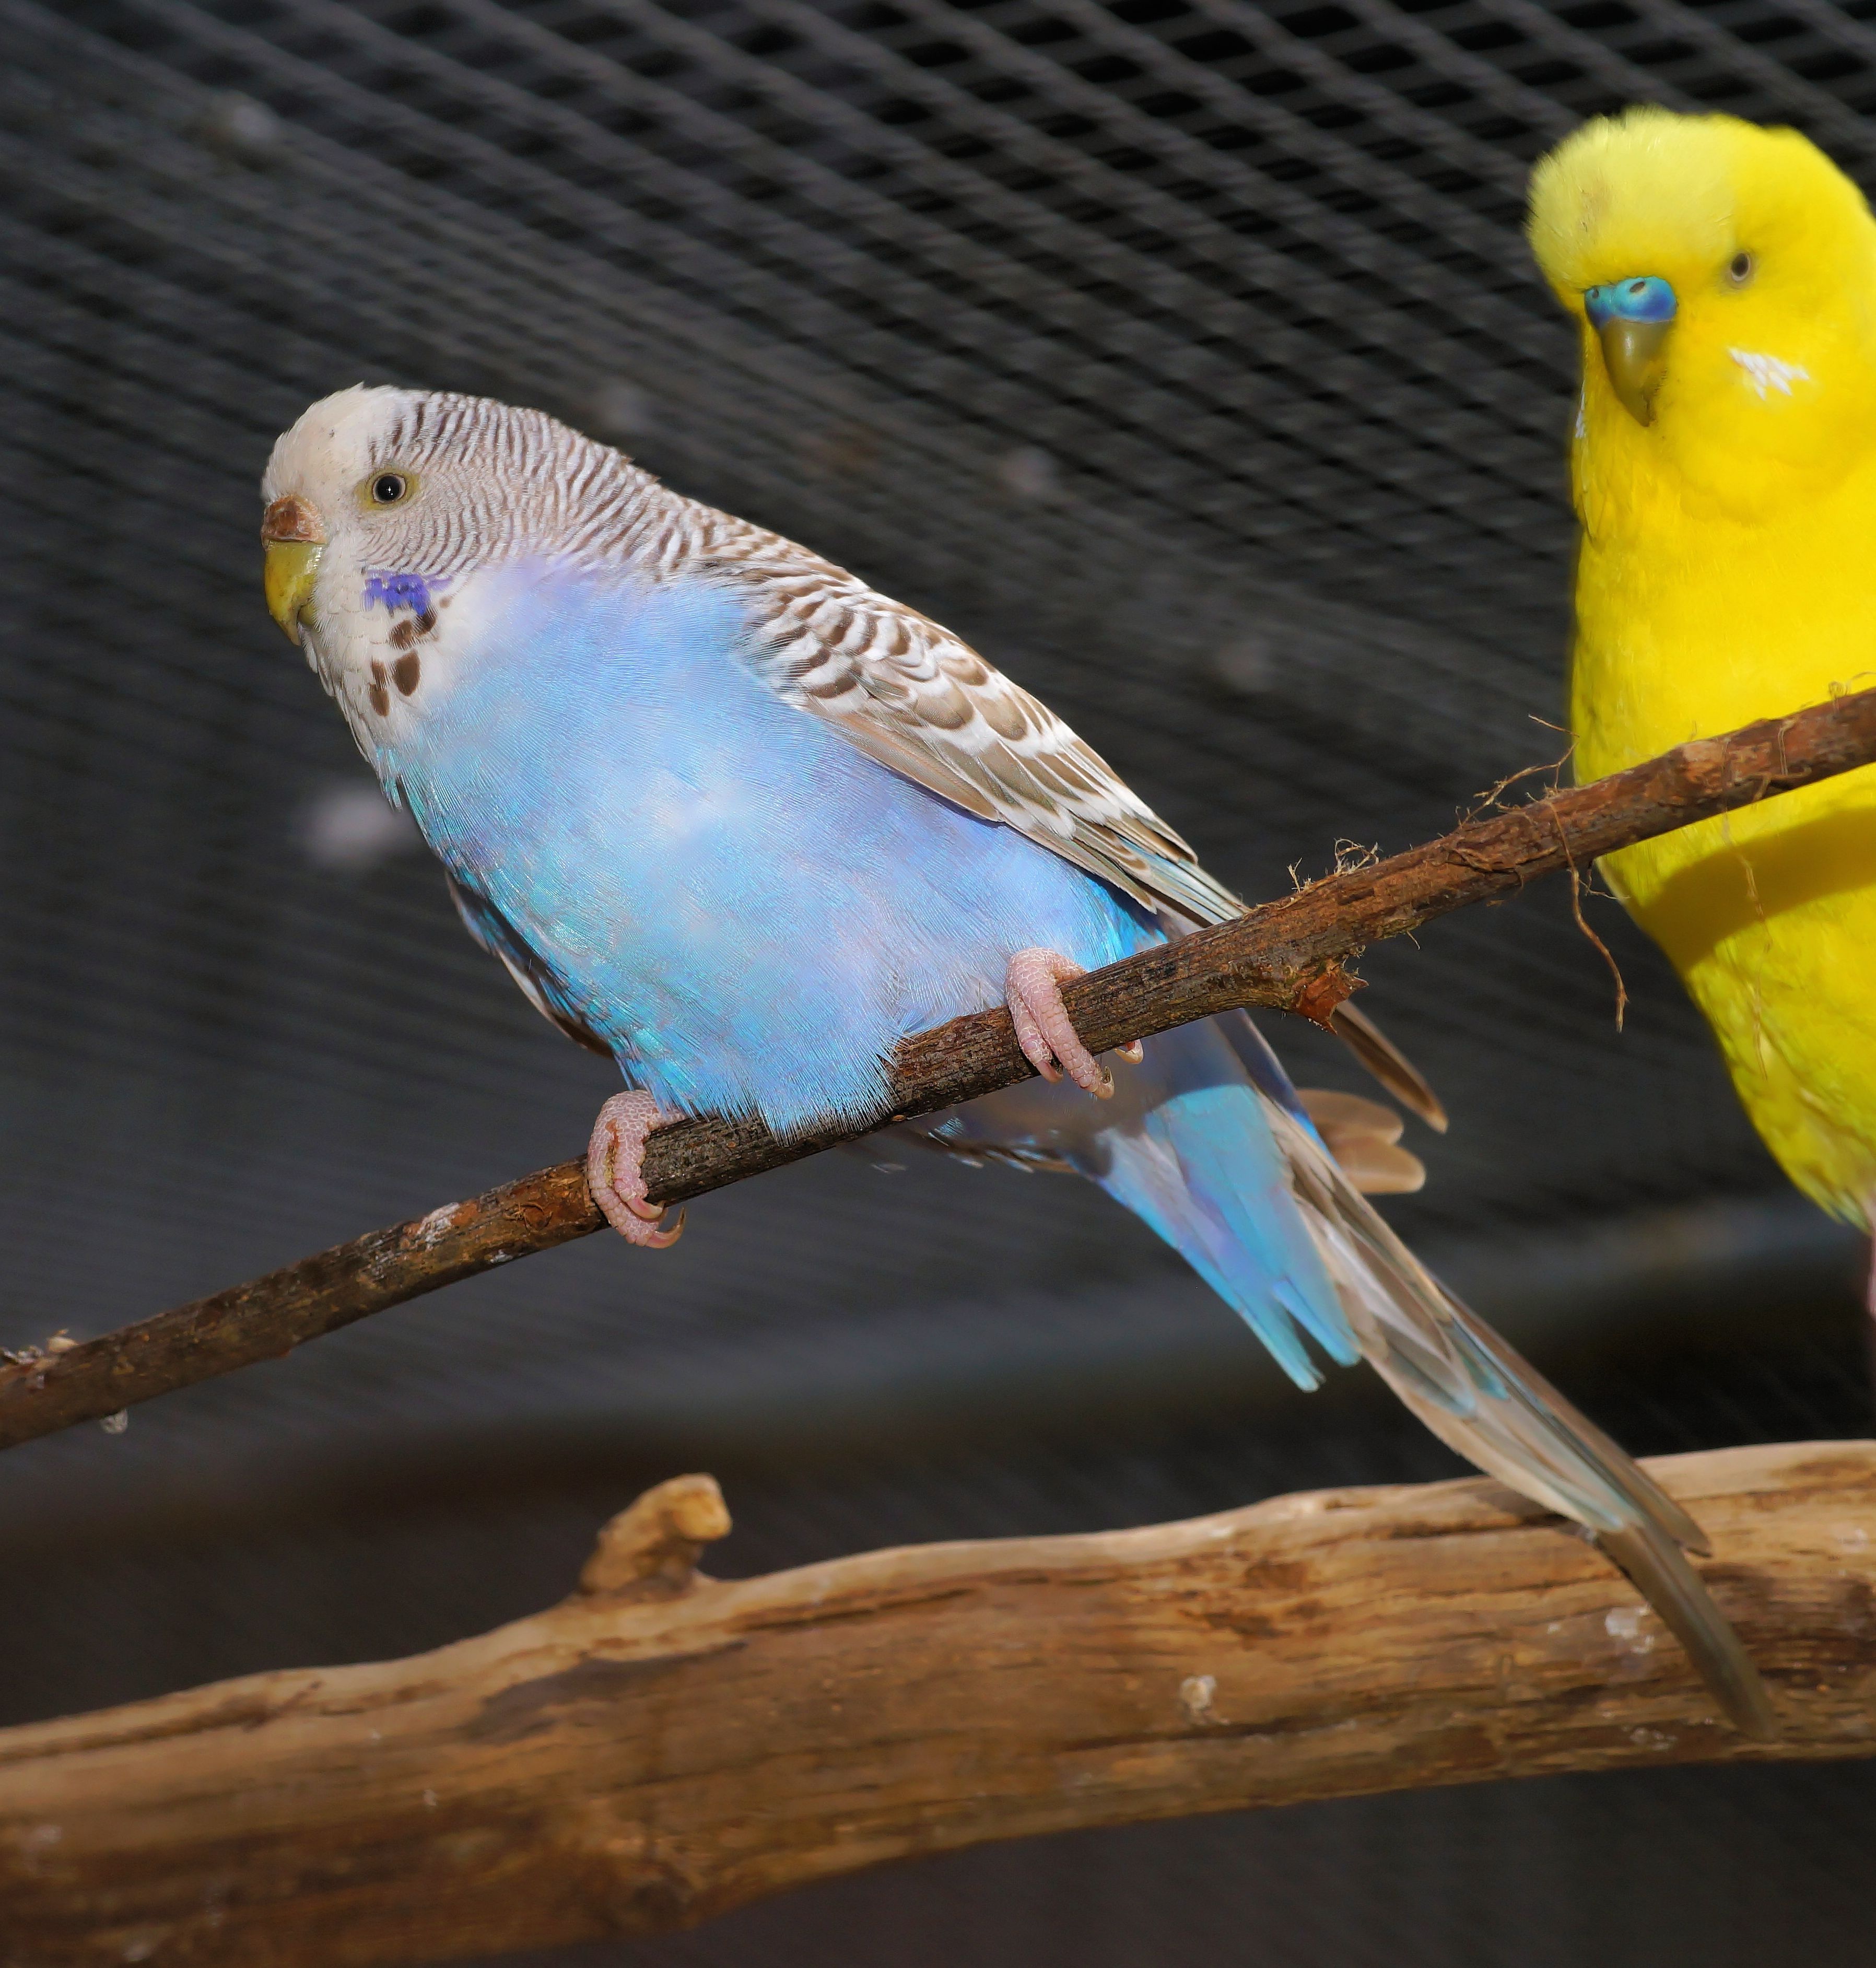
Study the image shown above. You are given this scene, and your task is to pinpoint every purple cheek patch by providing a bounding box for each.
[362,571,447,615]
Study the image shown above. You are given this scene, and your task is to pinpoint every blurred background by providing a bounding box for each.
[4,0,1876,1960]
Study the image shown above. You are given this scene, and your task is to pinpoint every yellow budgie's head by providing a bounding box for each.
[1529,108,1876,522]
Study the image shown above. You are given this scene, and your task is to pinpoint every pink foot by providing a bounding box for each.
[1004,947,1139,1098]
[587,1091,685,1248]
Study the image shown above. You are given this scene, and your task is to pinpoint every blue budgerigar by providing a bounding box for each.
[261,386,1772,1735]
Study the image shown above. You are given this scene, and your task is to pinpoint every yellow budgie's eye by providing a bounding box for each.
[1726,251,1756,287]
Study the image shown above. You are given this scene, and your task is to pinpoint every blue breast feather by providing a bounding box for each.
[372,559,1355,1387]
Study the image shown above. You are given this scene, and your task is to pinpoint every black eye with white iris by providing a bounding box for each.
[1727,250,1756,287]
[370,471,410,506]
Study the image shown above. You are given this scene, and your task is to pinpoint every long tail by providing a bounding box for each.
[1265,1096,1775,1738]
[1072,1016,1777,1741]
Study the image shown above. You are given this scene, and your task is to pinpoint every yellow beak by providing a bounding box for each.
[261,495,327,645]
[1596,316,1673,427]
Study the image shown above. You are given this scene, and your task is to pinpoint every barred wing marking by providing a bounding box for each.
[713,543,1243,925]
[697,523,1444,1128]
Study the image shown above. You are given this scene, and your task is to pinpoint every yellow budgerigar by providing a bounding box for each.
[1529,108,1876,1288]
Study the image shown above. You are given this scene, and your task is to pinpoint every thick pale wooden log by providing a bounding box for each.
[4,1442,1875,1967]
[5,685,1876,1451]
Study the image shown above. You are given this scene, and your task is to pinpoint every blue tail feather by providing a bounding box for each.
[1061,1017,1358,1389]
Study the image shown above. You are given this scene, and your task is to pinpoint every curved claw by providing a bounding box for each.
[587,1091,686,1248]
[1005,947,1115,1098]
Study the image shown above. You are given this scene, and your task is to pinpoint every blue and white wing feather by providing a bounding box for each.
[706,536,1246,926]
[705,534,1442,1124]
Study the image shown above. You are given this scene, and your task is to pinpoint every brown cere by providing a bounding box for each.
[393,653,421,697]
[260,493,325,545]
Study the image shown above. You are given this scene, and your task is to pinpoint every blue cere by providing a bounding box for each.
[1584,274,1677,328]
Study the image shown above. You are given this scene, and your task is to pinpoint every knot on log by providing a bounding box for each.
[1288,963,1356,1028]
[578,1474,731,1599]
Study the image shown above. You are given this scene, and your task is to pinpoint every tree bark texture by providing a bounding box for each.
[5,1442,1876,1967]
[5,685,1875,1450]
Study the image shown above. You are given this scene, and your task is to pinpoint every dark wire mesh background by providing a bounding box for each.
[5,1,1876,1962]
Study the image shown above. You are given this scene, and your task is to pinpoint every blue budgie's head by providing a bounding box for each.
[260,385,643,745]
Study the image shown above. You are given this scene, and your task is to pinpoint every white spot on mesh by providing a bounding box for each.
[197,92,282,164]
[1729,348,1812,400]
[997,444,1059,502]
[298,780,422,873]
[1213,631,1275,694]
[587,378,656,442]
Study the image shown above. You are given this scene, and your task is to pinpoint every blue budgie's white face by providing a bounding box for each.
[260,385,641,750]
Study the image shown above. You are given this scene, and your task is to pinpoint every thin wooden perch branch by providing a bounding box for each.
[6,688,1876,1451]
[4,1441,1875,1967]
